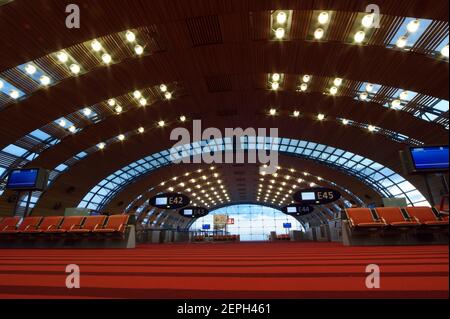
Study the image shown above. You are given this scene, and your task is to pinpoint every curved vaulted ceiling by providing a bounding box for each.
[0,0,448,226]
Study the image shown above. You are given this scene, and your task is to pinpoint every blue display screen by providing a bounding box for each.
[202,224,210,230]
[283,223,292,229]
[6,169,38,189]
[410,146,449,171]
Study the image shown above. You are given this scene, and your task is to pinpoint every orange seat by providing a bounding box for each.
[45,216,85,233]
[11,217,43,233]
[22,216,63,233]
[0,217,21,233]
[375,207,420,227]
[92,215,129,233]
[405,207,449,226]
[69,216,107,233]
[345,208,386,228]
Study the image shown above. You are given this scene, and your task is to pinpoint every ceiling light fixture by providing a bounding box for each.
[293,110,300,117]
[333,78,343,86]
[365,83,374,92]
[139,98,147,106]
[39,75,51,86]
[164,92,172,100]
[269,108,276,116]
[83,108,92,116]
[25,64,37,75]
[359,92,368,100]
[179,115,186,122]
[275,27,285,39]
[361,14,374,28]
[115,105,123,113]
[138,127,145,133]
[396,36,408,48]
[354,31,365,43]
[91,40,102,52]
[118,134,125,141]
[276,11,287,24]
[134,45,144,55]
[407,19,420,33]
[271,82,279,90]
[318,12,329,24]
[329,86,338,95]
[133,90,142,99]
[314,28,324,40]
[342,118,349,125]
[158,120,165,127]
[317,113,325,121]
[107,99,116,106]
[68,125,76,133]
[56,51,69,63]
[101,53,112,64]
[272,73,280,82]
[441,44,449,58]
[300,83,308,91]
[97,142,106,149]
[302,75,310,83]
[125,31,136,42]
[69,64,81,75]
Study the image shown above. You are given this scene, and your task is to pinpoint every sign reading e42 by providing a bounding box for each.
[150,193,190,209]
[293,187,341,205]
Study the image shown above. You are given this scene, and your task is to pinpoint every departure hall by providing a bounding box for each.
[0,0,448,300]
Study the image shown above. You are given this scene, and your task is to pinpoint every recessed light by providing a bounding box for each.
[57,51,69,63]
[329,86,338,95]
[97,142,106,149]
[300,83,308,91]
[115,105,123,113]
[293,110,300,117]
[396,36,408,48]
[302,75,310,83]
[125,30,136,42]
[118,134,125,141]
[107,99,116,106]
[368,125,376,132]
[25,64,37,75]
[399,91,409,100]
[314,28,324,40]
[361,14,374,28]
[164,92,172,100]
[138,127,145,133]
[133,90,142,99]
[272,73,280,82]
[441,44,449,58]
[179,115,186,122]
[359,92,368,100]
[68,125,76,133]
[317,113,325,120]
[275,27,285,39]
[69,64,81,75]
[159,84,167,92]
[365,83,374,92]
[276,11,287,24]
[354,31,365,43]
[271,82,279,90]
[134,45,144,55]
[158,120,165,127]
[139,98,147,106]
[342,118,349,125]
[269,108,276,116]
[83,108,92,116]
[91,40,102,52]
[58,119,66,127]
[407,19,420,33]
[39,75,51,86]
[318,12,329,24]
[391,99,401,109]
[101,53,112,64]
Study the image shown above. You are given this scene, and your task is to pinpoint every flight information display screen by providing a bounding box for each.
[283,223,292,229]
[410,146,449,171]
[6,169,39,189]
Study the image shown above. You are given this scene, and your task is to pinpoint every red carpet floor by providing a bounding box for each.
[0,242,448,299]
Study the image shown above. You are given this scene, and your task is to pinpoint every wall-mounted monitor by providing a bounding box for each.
[283,223,292,229]
[6,168,49,191]
[301,192,316,201]
[149,193,190,209]
[401,145,449,174]
[202,224,211,230]
[178,206,209,218]
[293,187,341,205]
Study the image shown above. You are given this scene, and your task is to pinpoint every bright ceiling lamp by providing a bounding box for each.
[368,125,376,132]
[269,108,277,116]
[107,98,116,106]
[97,142,106,149]
[391,99,401,108]
[159,84,167,92]
[118,134,125,141]
[329,86,338,95]
[441,44,449,58]
[91,40,102,52]
[300,83,308,91]
[365,83,374,92]
[361,14,374,28]
[7,90,17,100]
[56,51,69,63]
[125,30,136,42]
[69,63,81,75]
[58,119,66,127]
[396,36,408,48]
[133,90,142,99]
[164,91,172,100]
[115,105,123,113]
[275,27,285,39]
[271,82,279,90]
[276,11,287,24]
[25,64,37,75]
[302,75,311,83]
[354,31,365,43]
[272,73,280,82]
[359,92,368,100]
[333,78,343,86]
[137,127,145,134]
[101,53,112,64]
[139,97,147,106]
[158,120,165,127]
[134,45,144,55]
[317,113,325,120]
[407,19,420,33]
[83,107,92,116]
[318,12,329,24]
[399,91,409,100]
[342,118,349,125]
[179,115,186,122]
[39,75,51,86]
[293,110,300,117]
[68,125,76,133]
[0,80,3,89]
[314,28,324,40]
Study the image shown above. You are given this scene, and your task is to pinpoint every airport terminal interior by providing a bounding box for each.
[0,0,448,299]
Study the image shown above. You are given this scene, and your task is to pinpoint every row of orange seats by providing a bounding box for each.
[0,215,129,236]
[346,206,448,229]
[276,234,290,240]
[213,235,239,241]
[193,235,205,241]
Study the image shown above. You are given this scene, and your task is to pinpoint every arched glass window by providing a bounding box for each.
[190,204,304,241]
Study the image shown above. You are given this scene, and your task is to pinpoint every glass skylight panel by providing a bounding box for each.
[2,144,28,157]
[388,18,433,49]
[433,100,449,112]
[0,78,26,100]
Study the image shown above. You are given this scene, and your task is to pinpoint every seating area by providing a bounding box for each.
[0,215,131,248]
[343,206,448,246]
[191,234,240,242]
[276,234,291,241]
